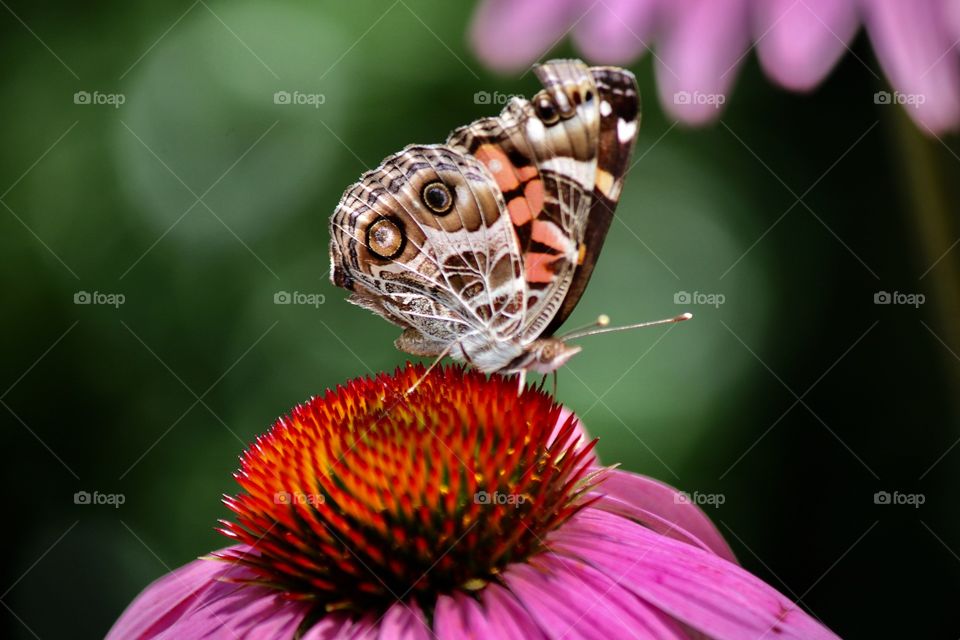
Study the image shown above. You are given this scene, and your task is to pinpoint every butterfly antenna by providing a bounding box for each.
[562,313,693,341]
[558,314,612,339]
[406,343,454,395]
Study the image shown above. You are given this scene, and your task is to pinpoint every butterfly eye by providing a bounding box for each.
[422,181,453,215]
[534,93,559,125]
[366,217,405,259]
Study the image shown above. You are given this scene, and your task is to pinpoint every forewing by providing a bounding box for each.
[449,59,638,341]
[542,65,639,335]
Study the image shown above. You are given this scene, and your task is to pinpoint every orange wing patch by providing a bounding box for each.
[475,144,545,227]
[524,179,544,215]
[508,196,535,226]
[475,144,520,192]
[525,252,562,283]
[531,219,570,253]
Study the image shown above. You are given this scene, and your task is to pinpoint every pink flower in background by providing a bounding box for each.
[752,0,859,92]
[469,0,960,133]
[108,367,838,639]
[861,0,960,134]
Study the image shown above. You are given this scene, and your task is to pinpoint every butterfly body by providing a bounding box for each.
[329,60,639,375]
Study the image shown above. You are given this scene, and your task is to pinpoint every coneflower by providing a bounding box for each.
[108,365,838,639]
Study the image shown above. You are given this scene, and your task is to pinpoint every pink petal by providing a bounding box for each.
[179,580,309,639]
[107,546,312,640]
[479,582,548,639]
[502,561,615,639]
[504,552,688,639]
[754,0,860,91]
[571,0,660,65]
[301,613,378,639]
[950,0,960,41]
[379,601,432,640]
[656,0,751,125]
[434,592,494,639]
[469,0,584,73]
[592,469,737,563]
[553,510,840,640]
[549,407,591,451]
[106,546,245,640]
[862,0,960,134]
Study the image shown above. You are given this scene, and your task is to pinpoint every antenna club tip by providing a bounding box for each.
[677,312,693,321]
[597,314,610,327]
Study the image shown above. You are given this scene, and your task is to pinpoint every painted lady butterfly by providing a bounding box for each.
[329,59,688,386]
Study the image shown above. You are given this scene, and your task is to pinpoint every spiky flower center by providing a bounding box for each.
[218,365,598,614]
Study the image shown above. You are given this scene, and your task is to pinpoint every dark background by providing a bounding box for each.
[2,2,958,638]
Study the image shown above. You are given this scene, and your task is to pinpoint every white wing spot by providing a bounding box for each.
[487,158,503,173]
[600,100,612,117]
[617,118,637,143]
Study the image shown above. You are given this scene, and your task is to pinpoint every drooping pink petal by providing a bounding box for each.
[505,552,689,639]
[949,0,960,41]
[593,469,737,562]
[106,550,230,640]
[434,592,495,639]
[106,545,313,640]
[379,601,432,640]
[572,0,660,65]
[656,0,751,125]
[479,582,549,639]
[502,560,621,639]
[862,0,960,134]
[469,0,585,73]
[175,578,310,639]
[553,509,840,640]
[754,0,860,91]
[300,612,378,639]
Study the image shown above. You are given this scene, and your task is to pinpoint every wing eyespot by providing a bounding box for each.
[421,181,454,215]
[533,92,560,125]
[366,216,406,260]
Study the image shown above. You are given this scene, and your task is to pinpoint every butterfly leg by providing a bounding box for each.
[552,369,558,397]
[517,369,526,396]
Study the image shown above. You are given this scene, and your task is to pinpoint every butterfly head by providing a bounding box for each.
[519,338,582,374]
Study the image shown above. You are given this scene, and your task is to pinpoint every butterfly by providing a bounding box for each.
[329,59,688,387]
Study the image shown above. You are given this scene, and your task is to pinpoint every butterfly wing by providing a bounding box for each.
[542,65,640,335]
[449,60,639,341]
[329,144,530,365]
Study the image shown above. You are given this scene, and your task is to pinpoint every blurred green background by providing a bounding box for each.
[2,1,959,638]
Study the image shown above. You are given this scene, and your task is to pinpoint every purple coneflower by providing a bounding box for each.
[469,0,960,133]
[108,365,838,639]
